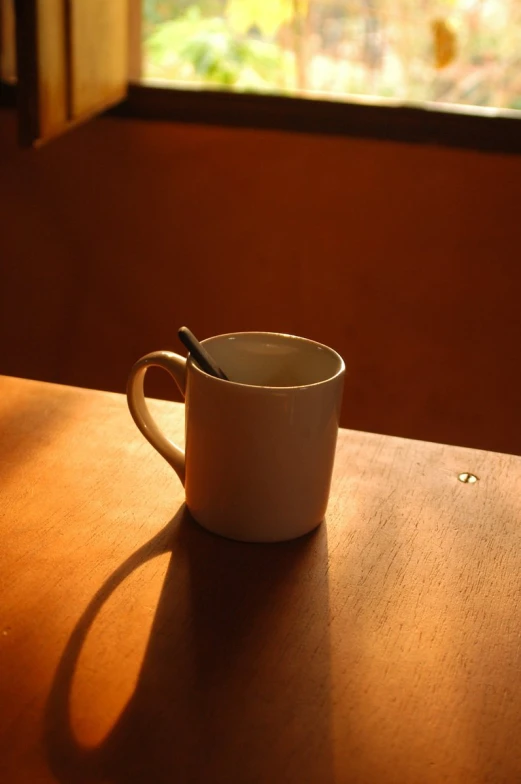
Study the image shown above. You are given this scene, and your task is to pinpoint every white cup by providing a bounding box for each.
[127,332,345,542]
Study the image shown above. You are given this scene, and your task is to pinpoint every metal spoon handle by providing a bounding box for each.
[178,327,229,381]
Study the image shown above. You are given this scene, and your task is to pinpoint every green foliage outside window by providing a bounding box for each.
[142,0,521,110]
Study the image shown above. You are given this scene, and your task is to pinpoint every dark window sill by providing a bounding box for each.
[111,84,521,155]
[3,79,521,155]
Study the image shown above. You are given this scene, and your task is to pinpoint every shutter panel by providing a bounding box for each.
[15,0,128,146]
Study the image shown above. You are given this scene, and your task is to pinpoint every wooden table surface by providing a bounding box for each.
[1,375,521,784]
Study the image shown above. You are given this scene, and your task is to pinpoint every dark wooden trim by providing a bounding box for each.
[3,77,521,155]
[13,0,39,145]
[109,83,521,155]
[0,78,16,107]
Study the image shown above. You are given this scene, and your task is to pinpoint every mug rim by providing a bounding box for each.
[188,331,345,390]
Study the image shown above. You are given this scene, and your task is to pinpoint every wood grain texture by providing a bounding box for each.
[36,0,68,138]
[69,0,128,121]
[1,110,521,455]
[127,0,142,82]
[1,374,521,783]
[0,0,16,82]
[14,0,68,144]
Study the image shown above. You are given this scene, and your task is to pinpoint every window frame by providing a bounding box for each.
[109,81,521,155]
[3,76,520,155]
[127,0,521,155]
[1,0,521,155]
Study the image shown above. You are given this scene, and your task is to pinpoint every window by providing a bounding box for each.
[140,1,521,113]
[2,0,521,152]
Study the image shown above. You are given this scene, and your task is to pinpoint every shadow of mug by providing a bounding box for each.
[45,506,334,783]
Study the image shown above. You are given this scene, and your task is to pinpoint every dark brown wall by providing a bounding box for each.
[1,108,520,454]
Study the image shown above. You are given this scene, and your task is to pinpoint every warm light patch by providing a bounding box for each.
[70,551,171,748]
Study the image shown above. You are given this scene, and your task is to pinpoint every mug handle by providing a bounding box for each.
[126,351,187,485]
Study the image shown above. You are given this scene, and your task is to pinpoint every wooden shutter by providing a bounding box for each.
[14,0,128,146]
[0,0,16,83]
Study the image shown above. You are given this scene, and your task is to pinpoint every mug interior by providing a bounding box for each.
[201,332,344,388]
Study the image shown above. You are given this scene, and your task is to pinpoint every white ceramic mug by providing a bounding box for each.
[127,332,345,543]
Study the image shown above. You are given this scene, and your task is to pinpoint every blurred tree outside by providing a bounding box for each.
[142,0,521,110]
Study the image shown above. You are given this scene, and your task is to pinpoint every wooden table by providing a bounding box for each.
[1,375,521,784]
